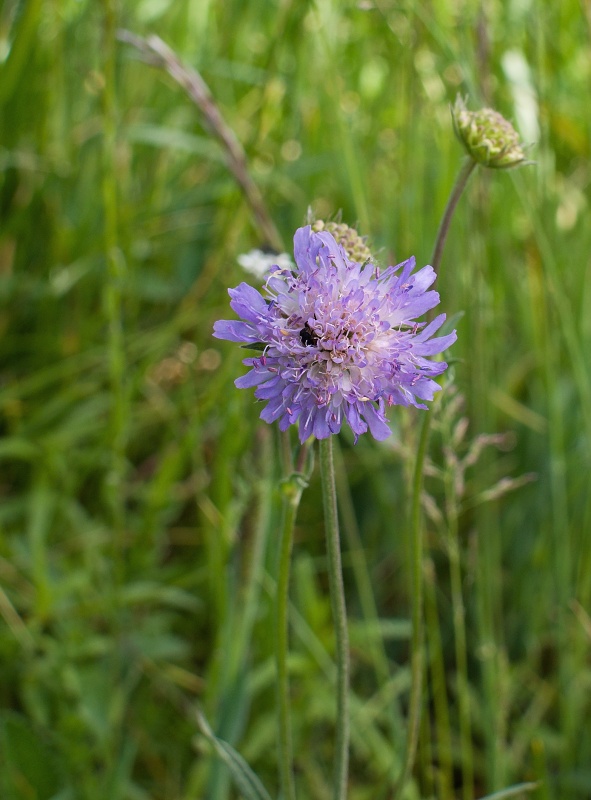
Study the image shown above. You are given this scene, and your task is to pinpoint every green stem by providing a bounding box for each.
[276,460,308,800]
[319,438,349,800]
[431,158,477,275]
[396,156,478,797]
[102,0,127,544]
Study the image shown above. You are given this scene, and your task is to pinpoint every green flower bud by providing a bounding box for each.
[311,219,373,263]
[451,96,530,169]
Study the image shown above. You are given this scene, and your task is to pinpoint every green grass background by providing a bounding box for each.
[0,0,590,798]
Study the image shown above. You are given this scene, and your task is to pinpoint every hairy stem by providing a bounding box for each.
[275,440,310,800]
[431,158,477,275]
[275,481,301,800]
[319,437,349,800]
[396,155,478,797]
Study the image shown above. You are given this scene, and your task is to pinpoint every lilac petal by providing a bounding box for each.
[410,377,443,401]
[413,331,457,356]
[260,395,285,423]
[316,232,348,273]
[279,407,300,431]
[213,319,258,342]
[413,313,445,340]
[255,378,284,399]
[407,265,436,294]
[313,408,332,439]
[361,401,392,441]
[293,225,312,263]
[344,402,368,437]
[393,256,415,282]
[235,369,273,389]
[229,282,269,322]
[298,405,316,443]
[402,290,441,319]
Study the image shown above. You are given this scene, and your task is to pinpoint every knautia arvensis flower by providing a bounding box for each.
[213,225,456,443]
[452,95,529,169]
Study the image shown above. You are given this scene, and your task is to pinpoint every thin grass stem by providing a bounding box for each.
[117,30,284,252]
[394,409,430,799]
[102,0,127,547]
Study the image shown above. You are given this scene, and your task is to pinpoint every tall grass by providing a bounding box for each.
[0,1,590,798]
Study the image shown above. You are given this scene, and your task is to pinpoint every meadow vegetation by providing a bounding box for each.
[0,1,590,798]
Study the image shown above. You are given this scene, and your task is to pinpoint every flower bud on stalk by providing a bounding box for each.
[311,220,373,264]
[451,96,530,169]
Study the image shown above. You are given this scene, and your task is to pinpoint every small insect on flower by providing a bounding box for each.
[299,323,318,347]
[213,225,457,443]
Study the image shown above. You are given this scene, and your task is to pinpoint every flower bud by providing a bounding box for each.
[451,96,529,169]
[311,219,373,263]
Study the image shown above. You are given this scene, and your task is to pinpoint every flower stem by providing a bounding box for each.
[319,437,350,800]
[275,467,305,800]
[431,158,477,275]
[396,155,478,798]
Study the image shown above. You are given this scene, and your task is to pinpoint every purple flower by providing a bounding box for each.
[213,225,456,443]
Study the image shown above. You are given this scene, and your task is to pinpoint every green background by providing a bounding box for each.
[0,0,590,798]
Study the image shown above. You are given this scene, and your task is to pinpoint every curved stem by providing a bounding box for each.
[319,438,350,800]
[431,158,477,276]
[396,156,479,797]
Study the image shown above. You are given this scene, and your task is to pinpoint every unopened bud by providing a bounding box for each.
[311,219,373,263]
[451,96,530,169]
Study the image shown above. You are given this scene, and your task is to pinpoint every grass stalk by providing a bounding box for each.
[424,560,454,799]
[446,499,473,799]
[394,410,430,799]
[117,30,283,252]
[102,0,128,546]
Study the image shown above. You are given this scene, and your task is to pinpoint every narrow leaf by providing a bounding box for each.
[477,782,539,800]
[196,709,274,800]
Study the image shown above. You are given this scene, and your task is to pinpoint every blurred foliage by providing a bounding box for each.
[0,0,590,798]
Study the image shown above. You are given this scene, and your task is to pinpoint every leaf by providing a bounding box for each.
[439,309,465,336]
[477,782,539,800]
[240,342,267,352]
[0,712,63,799]
[196,709,274,800]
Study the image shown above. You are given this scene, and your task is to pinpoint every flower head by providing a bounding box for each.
[213,226,456,443]
[452,96,529,169]
[310,219,373,264]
